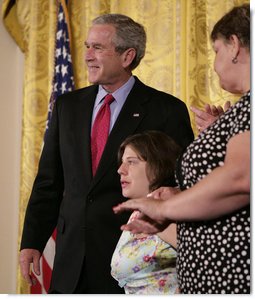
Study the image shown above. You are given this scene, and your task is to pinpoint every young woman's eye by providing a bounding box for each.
[127,159,138,165]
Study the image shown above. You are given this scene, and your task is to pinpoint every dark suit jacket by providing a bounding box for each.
[20,77,194,293]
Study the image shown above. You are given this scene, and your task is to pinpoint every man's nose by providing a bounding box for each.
[85,47,94,61]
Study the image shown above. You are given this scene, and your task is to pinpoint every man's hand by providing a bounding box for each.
[190,101,231,133]
[20,249,41,286]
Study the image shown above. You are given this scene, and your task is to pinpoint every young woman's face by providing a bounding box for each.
[117,146,151,199]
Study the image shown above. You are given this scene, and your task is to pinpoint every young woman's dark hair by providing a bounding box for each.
[118,130,181,191]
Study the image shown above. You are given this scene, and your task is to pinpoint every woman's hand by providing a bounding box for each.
[147,186,180,200]
[190,101,231,133]
[113,196,171,234]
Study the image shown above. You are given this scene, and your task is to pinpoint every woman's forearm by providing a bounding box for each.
[162,131,250,221]
[162,168,249,221]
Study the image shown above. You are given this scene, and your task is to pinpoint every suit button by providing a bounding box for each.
[87,195,93,203]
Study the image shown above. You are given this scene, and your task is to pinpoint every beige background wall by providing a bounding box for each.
[0,0,23,293]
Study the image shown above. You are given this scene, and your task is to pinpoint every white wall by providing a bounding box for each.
[0,0,23,293]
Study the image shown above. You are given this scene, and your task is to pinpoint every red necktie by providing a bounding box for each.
[91,94,114,176]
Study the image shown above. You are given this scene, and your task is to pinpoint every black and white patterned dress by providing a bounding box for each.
[175,92,250,294]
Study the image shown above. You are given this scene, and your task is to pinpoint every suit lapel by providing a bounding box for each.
[75,86,98,184]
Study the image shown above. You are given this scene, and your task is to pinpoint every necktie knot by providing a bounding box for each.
[103,94,114,105]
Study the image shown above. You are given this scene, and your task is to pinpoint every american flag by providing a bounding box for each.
[31,0,75,293]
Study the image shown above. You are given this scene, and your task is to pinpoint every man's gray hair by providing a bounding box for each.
[92,14,146,70]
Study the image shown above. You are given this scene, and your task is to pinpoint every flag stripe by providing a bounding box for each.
[42,255,52,292]
[31,273,42,294]
[43,234,56,269]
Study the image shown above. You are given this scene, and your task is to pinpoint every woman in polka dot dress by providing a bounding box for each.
[113,4,250,294]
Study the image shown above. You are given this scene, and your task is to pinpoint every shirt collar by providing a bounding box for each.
[96,76,135,107]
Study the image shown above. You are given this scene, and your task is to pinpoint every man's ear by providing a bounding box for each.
[122,48,136,68]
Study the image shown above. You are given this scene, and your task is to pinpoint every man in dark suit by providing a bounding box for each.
[19,13,194,294]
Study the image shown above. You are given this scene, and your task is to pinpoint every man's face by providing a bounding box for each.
[85,24,128,92]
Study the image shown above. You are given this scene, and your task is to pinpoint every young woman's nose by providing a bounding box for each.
[117,163,127,175]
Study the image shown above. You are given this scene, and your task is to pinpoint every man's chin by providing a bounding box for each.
[88,78,99,84]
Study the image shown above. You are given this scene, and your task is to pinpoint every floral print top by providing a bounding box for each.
[111,211,178,294]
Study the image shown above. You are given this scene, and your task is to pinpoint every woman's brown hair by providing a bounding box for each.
[211,4,250,50]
